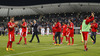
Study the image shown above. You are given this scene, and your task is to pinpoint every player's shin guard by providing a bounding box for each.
[24,38,27,44]
[7,41,10,48]
[10,42,12,48]
[19,37,22,43]
[72,37,74,44]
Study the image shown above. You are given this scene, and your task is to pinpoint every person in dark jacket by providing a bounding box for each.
[29,20,40,43]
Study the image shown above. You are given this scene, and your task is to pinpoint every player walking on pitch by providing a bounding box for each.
[16,19,27,45]
[6,17,18,51]
[90,19,98,44]
[82,12,94,51]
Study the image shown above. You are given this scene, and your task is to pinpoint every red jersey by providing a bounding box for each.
[7,22,15,34]
[55,22,61,32]
[69,22,74,33]
[80,25,82,30]
[22,22,27,32]
[52,26,56,33]
[91,23,98,32]
[62,24,67,33]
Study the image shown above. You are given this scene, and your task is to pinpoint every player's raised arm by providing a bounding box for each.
[85,12,94,24]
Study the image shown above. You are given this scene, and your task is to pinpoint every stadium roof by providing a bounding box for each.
[0,3,100,16]
[0,0,100,6]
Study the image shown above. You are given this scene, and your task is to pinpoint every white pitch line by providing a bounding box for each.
[4,44,78,56]
[4,47,65,56]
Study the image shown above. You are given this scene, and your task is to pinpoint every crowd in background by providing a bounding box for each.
[0,12,100,35]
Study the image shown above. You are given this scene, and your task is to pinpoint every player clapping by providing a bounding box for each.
[6,17,18,51]
[16,19,27,45]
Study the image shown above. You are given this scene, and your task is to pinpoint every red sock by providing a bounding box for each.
[10,42,12,48]
[72,37,74,44]
[61,37,63,42]
[7,41,10,48]
[66,37,67,41]
[84,45,87,50]
[19,37,22,43]
[53,36,54,40]
[68,37,70,43]
[24,38,26,44]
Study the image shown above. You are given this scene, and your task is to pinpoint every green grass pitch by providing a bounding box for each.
[0,34,100,56]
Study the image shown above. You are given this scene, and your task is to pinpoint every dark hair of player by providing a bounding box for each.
[69,19,72,22]
[84,15,89,19]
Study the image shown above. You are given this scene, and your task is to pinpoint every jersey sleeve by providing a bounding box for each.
[85,16,94,25]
